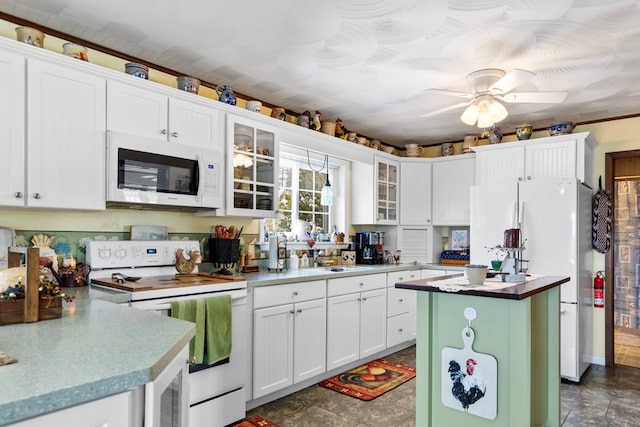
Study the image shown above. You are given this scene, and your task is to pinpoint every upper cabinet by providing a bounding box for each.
[0,50,26,208]
[400,161,431,225]
[431,156,475,226]
[107,80,221,150]
[26,59,106,210]
[226,114,279,217]
[352,157,399,225]
[474,133,596,187]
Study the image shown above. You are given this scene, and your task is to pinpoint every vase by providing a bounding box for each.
[488,126,502,144]
[177,76,200,94]
[124,62,149,79]
[62,43,88,61]
[515,123,533,140]
[15,26,45,48]
[216,85,237,105]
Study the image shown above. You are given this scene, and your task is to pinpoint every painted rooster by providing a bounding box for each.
[335,118,349,139]
[448,358,486,412]
[175,249,201,274]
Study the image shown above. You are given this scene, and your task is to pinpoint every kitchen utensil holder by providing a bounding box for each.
[208,238,241,275]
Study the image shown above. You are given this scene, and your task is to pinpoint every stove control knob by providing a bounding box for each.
[115,248,127,259]
[98,248,112,259]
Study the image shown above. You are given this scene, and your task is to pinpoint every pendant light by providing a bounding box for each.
[320,155,333,206]
[307,151,333,206]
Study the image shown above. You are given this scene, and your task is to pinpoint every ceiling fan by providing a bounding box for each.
[420,68,567,128]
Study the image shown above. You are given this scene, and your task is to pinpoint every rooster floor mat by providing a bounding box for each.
[442,326,497,420]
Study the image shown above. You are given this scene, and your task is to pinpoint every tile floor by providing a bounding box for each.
[244,345,640,426]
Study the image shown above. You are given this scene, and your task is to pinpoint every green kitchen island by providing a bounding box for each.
[396,274,568,427]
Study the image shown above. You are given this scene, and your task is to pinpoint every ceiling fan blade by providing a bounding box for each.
[419,101,471,118]
[499,91,568,104]
[425,88,474,99]
[489,69,535,94]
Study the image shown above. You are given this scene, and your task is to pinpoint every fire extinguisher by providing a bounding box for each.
[594,271,604,308]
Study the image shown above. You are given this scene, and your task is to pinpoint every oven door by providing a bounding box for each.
[130,289,247,425]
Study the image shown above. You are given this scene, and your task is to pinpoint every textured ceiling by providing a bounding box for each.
[2,0,640,148]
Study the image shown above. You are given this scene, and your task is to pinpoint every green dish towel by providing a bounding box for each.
[171,299,206,364]
[205,295,232,365]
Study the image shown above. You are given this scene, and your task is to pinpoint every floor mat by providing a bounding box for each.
[319,358,416,401]
[232,415,280,427]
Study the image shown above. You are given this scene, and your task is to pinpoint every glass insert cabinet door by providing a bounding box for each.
[229,116,278,216]
[377,159,398,223]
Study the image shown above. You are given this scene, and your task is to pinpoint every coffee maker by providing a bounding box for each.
[355,231,384,264]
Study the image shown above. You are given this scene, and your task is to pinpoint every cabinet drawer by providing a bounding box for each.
[254,280,326,309]
[387,312,416,347]
[327,273,386,297]
[387,270,421,287]
[387,287,416,317]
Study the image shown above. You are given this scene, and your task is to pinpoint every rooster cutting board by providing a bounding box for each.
[441,326,497,420]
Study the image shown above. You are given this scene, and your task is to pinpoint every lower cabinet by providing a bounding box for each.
[252,280,326,399]
[386,270,418,347]
[326,273,387,371]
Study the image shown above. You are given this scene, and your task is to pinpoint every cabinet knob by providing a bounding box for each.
[33,193,41,199]
[526,176,532,180]
[359,282,364,286]
[398,328,403,332]
[426,219,431,223]
[14,192,22,198]
[161,129,168,135]
[171,132,179,137]
[399,298,404,303]
[398,277,403,280]
[297,308,302,313]
[293,291,299,296]
[518,177,523,181]
[289,309,295,314]
[361,297,367,302]
[357,297,362,302]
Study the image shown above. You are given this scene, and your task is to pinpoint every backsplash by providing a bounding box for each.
[14,230,210,264]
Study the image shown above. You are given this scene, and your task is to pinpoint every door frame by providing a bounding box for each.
[604,149,640,365]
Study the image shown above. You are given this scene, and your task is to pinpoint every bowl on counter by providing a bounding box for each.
[464,264,488,285]
[548,121,575,136]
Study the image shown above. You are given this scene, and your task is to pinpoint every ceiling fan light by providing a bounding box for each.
[460,103,480,125]
[477,113,494,128]
[488,100,508,123]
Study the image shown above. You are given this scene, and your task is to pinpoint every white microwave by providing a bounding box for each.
[106,131,222,210]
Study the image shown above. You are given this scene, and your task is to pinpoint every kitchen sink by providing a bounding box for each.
[319,266,373,272]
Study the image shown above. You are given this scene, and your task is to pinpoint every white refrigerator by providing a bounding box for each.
[470,177,593,382]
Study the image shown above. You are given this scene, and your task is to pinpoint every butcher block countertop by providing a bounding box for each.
[395,273,570,300]
[0,299,194,426]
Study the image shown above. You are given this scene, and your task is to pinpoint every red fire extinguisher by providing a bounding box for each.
[594,271,604,308]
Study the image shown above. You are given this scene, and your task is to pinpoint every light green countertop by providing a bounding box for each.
[242,262,461,286]
[0,298,195,426]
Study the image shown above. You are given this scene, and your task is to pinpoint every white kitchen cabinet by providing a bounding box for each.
[107,80,220,150]
[352,157,399,225]
[394,226,443,264]
[431,156,475,226]
[0,50,25,207]
[473,132,596,187]
[252,280,326,398]
[400,161,432,225]
[10,390,140,427]
[227,114,279,217]
[326,273,387,370]
[386,270,418,347]
[27,59,106,210]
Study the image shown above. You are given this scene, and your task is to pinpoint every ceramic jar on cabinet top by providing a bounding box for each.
[216,85,237,105]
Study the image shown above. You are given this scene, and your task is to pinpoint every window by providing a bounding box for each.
[266,148,347,239]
